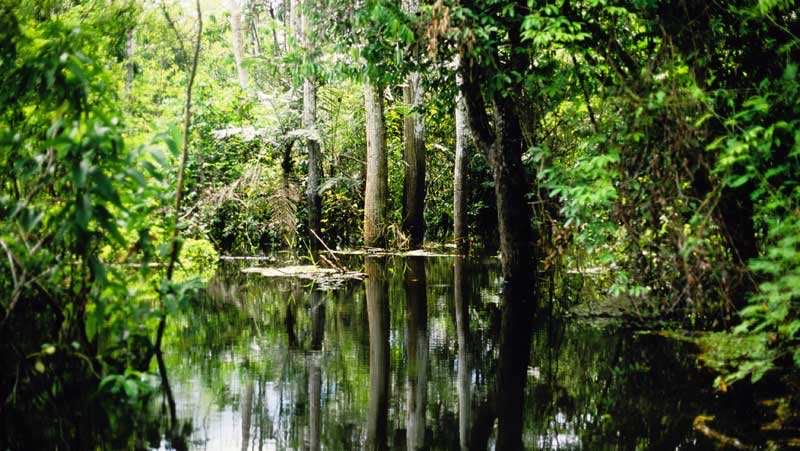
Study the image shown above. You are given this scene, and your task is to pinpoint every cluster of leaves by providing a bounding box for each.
[0,1,205,446]
[521,0,799,380]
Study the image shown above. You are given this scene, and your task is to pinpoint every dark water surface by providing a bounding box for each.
[161,256,754,450]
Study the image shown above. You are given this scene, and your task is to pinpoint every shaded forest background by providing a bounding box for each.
[0,0,799,447]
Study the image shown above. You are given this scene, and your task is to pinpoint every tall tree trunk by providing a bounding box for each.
[459,31,537,447]
[245,2,261,56]
[405,257,428,450]
[489,94,537,450]
[402,71,426,249]
[363,81,388,248]
[400,0,426,249]
[124,28,135,96]
[453,57,470,254]
[290,0,301,44]
[268,3,281,56]
[282,0,290,53]
[301,1,322,250]
[365,257,389,451]
[228,0,248,90]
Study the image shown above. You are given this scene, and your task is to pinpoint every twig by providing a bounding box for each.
[154,0,203,355]
[693,416,751,450]
[309,228,345,272]
[160,0,189,65]
[0,239,18,288]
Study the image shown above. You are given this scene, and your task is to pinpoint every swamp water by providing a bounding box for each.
[156,255,765,450]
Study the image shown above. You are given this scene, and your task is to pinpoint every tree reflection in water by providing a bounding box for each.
[366,256,390,451]
[153,255,765,450]
[405,257,428,450]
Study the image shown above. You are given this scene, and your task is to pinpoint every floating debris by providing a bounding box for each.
[330,248,458,257]
[241,264,365,289]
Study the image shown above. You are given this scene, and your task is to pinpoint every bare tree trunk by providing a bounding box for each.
[365,257,389,451]
[228,0,248,90]
[402,71,426,249]
[245,1,262,56]
[268,3,280,56]
[401,0,426,249]
[282,0,290,53]
[459,25,537,448]
[453,57,470,254]
[290,0,301,44]
[301,0,322,250]
[363,81,388,248]
[124,28,135,96]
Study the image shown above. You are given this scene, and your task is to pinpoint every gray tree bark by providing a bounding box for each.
[125,28,135,96]
[301,1,322,250]
[290,0,301,44]
[228,0,248,90]
[453,56,470,254]
[402,72,426,249]
[401,0,426,249]
[363,81,388,248]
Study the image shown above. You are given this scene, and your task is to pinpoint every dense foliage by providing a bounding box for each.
[1,0,798,447]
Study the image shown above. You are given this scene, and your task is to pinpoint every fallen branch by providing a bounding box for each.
[309,228,345,272]
[693,415,751,450]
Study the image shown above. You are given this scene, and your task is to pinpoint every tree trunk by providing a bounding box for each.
[459,43,537,449]
[245,2,261,56]
[489,94,537,450]
[363,81,388,248]
[402,71,426,249]
[365,257,389,451]
[290,0,301,44]
[125,28,135,96]
[268,3,280,56]
[453,57,470,254]
[400,0,426,249]
[228,0,248,90]
[301,1,322,250]
[282,0,290,53]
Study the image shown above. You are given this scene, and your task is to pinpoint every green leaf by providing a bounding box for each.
[728,174,750,188]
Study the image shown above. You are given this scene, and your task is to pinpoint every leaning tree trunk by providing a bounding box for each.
[489,92,538,451]
[363,81,388,248]
[460,44,538,450]
[401,0,426,249]
[301,0,322,250]
[228,0,248,90]
[453,57,470,254]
